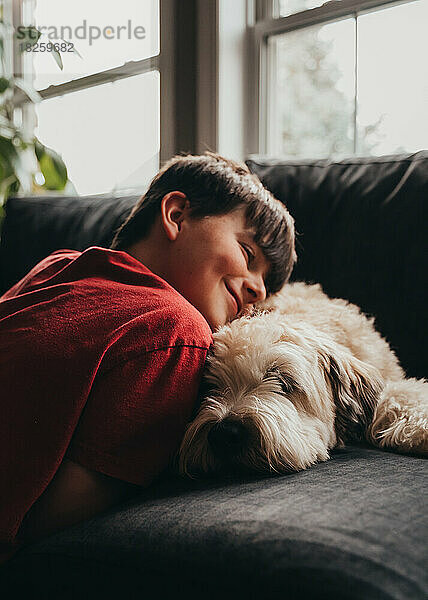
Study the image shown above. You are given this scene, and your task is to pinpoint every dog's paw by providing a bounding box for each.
[369,379,428,455]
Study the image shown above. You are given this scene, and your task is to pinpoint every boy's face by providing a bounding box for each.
[162,201,269,331]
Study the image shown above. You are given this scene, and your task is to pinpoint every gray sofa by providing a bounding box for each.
[1,152,427,599]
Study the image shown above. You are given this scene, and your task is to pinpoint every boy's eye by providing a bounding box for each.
[241,243,255,264]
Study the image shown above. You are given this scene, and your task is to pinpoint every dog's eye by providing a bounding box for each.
[278,374,294,394]
[266,368,295,394]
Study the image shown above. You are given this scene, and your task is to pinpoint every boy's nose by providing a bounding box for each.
[243,273,266,305]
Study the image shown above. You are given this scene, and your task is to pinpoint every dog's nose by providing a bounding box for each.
[208,419,248,456]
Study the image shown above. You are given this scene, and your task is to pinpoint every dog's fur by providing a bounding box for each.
[178,282,428,477]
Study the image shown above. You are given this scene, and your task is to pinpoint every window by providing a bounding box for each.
[267,18,356,157]
[18,0,160,195]
[251,0,428,158]
[36,72,159,196]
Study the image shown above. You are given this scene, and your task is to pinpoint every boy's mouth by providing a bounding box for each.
[225,283,242,317]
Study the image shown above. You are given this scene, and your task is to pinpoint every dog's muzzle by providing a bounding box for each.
[207,419,249,457]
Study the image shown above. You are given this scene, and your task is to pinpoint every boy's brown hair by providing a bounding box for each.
[111,152,296,296]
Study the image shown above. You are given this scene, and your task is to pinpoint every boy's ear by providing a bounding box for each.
[160,191,189,240]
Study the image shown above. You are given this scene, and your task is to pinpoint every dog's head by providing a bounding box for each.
[178,310,382,478]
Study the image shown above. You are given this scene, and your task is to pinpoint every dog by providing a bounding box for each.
[178,282,428,477]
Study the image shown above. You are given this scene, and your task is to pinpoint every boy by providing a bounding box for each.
[0,152,296,561]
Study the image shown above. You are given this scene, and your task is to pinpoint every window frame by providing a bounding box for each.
[6,0,177,169]
[247,0,419,155]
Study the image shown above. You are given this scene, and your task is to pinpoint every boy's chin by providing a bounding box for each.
[204,308,230,332]
[195,296,234,330]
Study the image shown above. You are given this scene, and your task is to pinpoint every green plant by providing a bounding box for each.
[0,19,70,220]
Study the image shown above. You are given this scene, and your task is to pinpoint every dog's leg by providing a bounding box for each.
[369,379,428,455]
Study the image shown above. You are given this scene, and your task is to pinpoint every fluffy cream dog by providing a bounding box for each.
[178,282,428,477]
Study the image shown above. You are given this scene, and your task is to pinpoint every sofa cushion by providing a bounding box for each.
[1,446,427,600]
[246,152,428,380]
[0,194,138,296]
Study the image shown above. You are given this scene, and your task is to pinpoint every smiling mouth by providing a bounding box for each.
[225,284,240,317]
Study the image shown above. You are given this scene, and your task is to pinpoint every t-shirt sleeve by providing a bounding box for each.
[65,345,208,486]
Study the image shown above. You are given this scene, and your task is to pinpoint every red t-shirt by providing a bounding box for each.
[0,246,213,562]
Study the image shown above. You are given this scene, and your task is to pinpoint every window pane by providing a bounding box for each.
[35,71,160,195]
[267,18,355,158]
[278,1,342,18]
[22,0,159,90]
[357,1,428,155]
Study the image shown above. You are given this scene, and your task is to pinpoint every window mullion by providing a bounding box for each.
[354,13,358,155]
[256,0,275,22]
[255,0,416,38]
[33,56,160,102]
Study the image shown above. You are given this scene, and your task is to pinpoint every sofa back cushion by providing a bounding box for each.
[247,152,428,380]
[0,152,426,378]
[0,193,138,295]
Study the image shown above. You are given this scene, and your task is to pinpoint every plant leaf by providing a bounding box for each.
[0,22,7,59]
[50,48,63,70]
[0,135,18,168]
[15,26,41,51]
[34,138,68,190]
[34,138,44,161]
[71,45,83,59]
[61,39,83,59]
[0,77,10,94]
[0,135,29,190]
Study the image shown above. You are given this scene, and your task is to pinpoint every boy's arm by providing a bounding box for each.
[18,458,138,544]
[18,345,209,545]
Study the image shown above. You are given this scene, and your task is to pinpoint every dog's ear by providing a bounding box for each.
[319,347,383,444]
